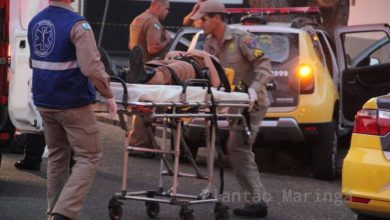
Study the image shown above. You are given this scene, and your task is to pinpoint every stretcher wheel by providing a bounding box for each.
[179,206,194,220]
[214,202,229,220]
[108,198,123,220]
[145,201,160,218]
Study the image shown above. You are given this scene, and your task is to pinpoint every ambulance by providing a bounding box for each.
[0,0,81,167]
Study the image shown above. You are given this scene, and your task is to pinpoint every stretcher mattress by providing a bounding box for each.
[102,83,249,104]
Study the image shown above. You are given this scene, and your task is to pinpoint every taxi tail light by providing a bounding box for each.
[345,196,371,204]
[298,64,314,94]
[353,109,390,136]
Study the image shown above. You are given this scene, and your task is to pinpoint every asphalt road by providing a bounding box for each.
[0,122,356,220]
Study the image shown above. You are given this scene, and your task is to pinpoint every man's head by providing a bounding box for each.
[150,0,170,21]
[191,0,225,35]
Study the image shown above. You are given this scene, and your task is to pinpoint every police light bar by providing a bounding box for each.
[225,7,320,15]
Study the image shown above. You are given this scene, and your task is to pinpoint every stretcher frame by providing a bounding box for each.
[95,79,251,220]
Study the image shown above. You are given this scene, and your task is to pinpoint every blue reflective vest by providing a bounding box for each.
[27,6,96,109]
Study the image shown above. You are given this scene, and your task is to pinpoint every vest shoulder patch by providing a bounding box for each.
[81,22,92,30]
[153,23,161,30]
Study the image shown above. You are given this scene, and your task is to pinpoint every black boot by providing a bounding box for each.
[98,46,126,78]
[14,160,41,171]
[233,201,268,218]
[125,45,156,84]
[52,213,72,220]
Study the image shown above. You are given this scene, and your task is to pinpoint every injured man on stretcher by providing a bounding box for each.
[100,45,227,89]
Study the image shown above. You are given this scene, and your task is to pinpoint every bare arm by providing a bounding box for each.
[146,21,171,56]
[183,3,200,26]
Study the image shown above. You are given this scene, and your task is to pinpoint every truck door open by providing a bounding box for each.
[336,24,390,127]
[8,0,48,132]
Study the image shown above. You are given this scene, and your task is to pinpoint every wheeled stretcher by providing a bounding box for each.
[94,79,251,220]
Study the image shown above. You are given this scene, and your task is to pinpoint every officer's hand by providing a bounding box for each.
[193,3,200,12]
[248,88,258,111]
[106,98,117,119]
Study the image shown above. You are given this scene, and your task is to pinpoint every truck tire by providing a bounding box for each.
[311,120,338,180]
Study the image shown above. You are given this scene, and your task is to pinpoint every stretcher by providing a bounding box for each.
[94,79,251,220]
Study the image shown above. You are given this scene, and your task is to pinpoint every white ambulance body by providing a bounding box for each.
[8,0,81,133]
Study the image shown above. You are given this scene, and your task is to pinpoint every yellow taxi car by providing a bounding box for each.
[342,96,390,220]
[338,24,390,219]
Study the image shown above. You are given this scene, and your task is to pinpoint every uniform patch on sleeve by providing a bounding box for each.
[244,38,256,49]
[228,42,236,52]
[81,22,92,30]
[153,23,161,30]
[254,48,264,58]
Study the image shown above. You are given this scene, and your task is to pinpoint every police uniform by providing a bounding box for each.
[129,10,169,62]
[27,2,114,219]
[203,25,273,203]
[129,9,171,152]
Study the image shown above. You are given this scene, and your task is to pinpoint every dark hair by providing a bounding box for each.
[206,12,226,20]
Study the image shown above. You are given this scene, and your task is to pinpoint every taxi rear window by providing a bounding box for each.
[195,32,299,64]
[253,32,299,63]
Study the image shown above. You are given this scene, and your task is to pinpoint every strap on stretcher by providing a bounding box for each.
[110,76,128,130]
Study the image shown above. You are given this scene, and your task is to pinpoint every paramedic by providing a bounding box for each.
[27,0,117,220]
[182,0,206,28]
[129,0,171,62]
[128,0,171,158]
[191,0,273,218]
[125,45,221,87]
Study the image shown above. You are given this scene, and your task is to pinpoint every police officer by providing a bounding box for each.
[129,0,171,61]
[128,0,171,158]
[191,0,273,218]
[27,0,117,219]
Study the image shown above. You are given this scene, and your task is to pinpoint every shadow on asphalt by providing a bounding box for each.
[193,141,350,180]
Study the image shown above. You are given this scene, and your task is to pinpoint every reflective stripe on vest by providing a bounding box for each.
[31,59,78,71]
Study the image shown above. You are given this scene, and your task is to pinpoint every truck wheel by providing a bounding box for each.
[311,120,338,180]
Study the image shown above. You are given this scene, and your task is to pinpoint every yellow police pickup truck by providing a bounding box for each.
[169,7,389,180]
